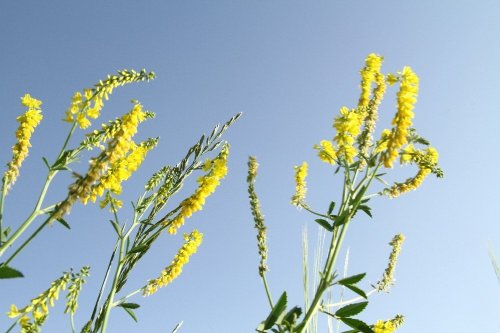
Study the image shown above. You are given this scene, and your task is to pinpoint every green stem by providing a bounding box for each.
[111,288,142,307]
[2,218,50,266]
[0,178,7,246]
[262,274,274,309]
[0,171,56,258]
[100,237,125,333]
[4,321,16,333]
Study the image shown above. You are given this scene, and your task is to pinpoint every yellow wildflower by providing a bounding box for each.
[4,94,43,191]
[386,146,439,198]
[381,67,419,168]
[76,113,91,129]
[143,230,203,296]
[8,271,70,332]
[373,320,395,333]
[291,162,308,207]
[333,107,363,164]
[386,73,399,86]
[314,140,336,165]
[358,53,383,109]
[167,144,229,234]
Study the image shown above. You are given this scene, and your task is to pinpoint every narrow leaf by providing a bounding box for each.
[42,157,51,169]
[357,205,372,218]
[262,292,287,330]
[335,302,368,318]
[109,220,122,237]
[56,218,71,230]
[283,306,302,326]
[343,284,367,299]
[337,273,366,285]
[333,210,349,228]
[327,201,336,215]
[128,244,149,254]
[122,307,138,322]
[0,265,24,279]
[118,303,140,309]
[314,219,333,232]
[341,318,373,333]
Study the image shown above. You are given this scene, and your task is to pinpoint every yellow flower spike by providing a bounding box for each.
[3,94,43,191]
[76,113,91,129]
[291,162,308,207]
[373,320,396,333]
[333,107,363,164]
[167,144,229,234]
[143,230,203,296]
[358,53,383,109]
[314,140,337,165]
[381,66,419,168]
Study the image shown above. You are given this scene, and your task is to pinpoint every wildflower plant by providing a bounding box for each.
[0,70,240,332]
[248,54,443,333]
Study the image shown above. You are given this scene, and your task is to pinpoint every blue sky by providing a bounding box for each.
[1,1,499,332]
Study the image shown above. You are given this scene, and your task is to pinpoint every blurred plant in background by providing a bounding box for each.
[0,71,240,333]
[247,54,443,333]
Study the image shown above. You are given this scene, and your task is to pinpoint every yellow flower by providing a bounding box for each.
[373,320,395,333]
[291,162,308,207]
[143,230,203,296]
[385,146,439,198]
[3,94,43,191]
[333,107,363,163]
[314,140,336,165]
[167,144,229,234]
[358,54,383,109]
[381,66,419,168]
[76,113,91,129]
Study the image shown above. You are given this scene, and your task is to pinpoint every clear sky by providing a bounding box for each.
[1,1,499,332]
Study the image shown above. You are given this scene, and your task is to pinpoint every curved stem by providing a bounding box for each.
[2,218,50,266]
[0,171,56,258]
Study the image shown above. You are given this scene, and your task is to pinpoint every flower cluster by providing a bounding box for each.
[247,156,269,276]
[167,144,229,234]
[65,266,90,314]
[373,320,395,333]
[3,94,43,191]
[291,162,308,207]
[64,69,155,129]
[381,67,419,168]
[333,107,364,164]
[385,146,439,198]
[313,140,336,165]
[358,53,383,110]
[377,234,405,292]
[8,272,71,332]
[54,102,150,219]
[143,230,203,296]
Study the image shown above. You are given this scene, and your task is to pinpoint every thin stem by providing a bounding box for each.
[90,243,118,322]
[4,321,16,333]
[0,171,56,257]
[323,289,377,308]
[70,312,76,333]
[2,218,50,266]
[111,288,142,307]
[262,274,274,309]
[0,178,7,246]
[100,238,125,333]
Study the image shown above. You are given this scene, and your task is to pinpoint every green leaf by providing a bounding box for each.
[340,318,373,333]
[335,302,368,318]
[118,303,140,309]
[0,265,24,279]
[128,244,149,254]
[283,306,302,326]
[109,220,122,238]
[56,218,71,230]
[333,210,350,228]
[343,284,367,299]
[314,219,333,232]
[122,307,138,322]
[337,273,366,285]
[327,201,336,215]
[42,157,51,169]
[1,226,11,242]
[262,292,287,330]
[357,205,372,218]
